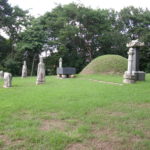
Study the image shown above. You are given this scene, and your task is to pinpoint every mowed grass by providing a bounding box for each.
[0,75,150,150]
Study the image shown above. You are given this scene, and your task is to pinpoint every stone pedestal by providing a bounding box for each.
[69,74,75,78]
[36,57,45,85]
[3,72,12,88]
[22,61,27,78]
[123,72,136,84]
[56,67,76,79]
[62,75,67,78]
[132,71,145,81]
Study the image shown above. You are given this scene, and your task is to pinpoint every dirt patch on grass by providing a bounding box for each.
[107,111,126,117]
[40,119,68,131]
[40,117,82,132]
[0,134,11,145]
[92,128,117,138]
[0,134,24,148]
[136,103,150,109]
[66,143,92,150]
[66,138,119,150]
[91,107,126,118]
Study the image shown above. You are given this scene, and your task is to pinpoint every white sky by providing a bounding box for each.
[8,0,150,17]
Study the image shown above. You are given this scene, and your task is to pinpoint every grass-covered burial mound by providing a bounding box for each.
[81,55,127,75]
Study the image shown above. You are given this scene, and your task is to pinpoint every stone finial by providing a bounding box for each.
[36,57,45,85]
[126,39,144,48]
[3,72,12,88]
[59,57,62,68]
[22,61,27,78]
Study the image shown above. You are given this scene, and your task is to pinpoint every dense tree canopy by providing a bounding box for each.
[0,2,150,75]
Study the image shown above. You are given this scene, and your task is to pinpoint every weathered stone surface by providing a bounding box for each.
[36,57,45,85]
[0,71,4,79]
[3,72,12,88]
[57,67,76,75]
[123,71,136,84]
[69,74,75,78]
[22,61,27,78]
[133,71,145,81]
[124,39,145,82]
[61,75,67,78]
[59,57,62,68]
[126,39,144,48]
[123,48,136,84]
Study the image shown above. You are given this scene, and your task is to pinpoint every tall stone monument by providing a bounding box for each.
[0,71,4,79]
[126,39,145,81]
[22,61,27,78]
[3,72,12,88]
[36,56,45,85]
[123,48,136,83]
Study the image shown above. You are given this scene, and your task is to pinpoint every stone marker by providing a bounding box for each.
[22,61,27,78]
[59,57,62,68]
[123,48,136,83]
[126,39,145,81]
[3,72,12,88]
[57,57,76,78]
[0,71,4,79]
[36,56,45,85]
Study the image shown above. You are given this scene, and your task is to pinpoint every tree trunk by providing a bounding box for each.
[31,54,36,76]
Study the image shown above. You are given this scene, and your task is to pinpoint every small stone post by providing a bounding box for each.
[22,61,27,78]
[123,48,136,83]
[59,57,62,68]
[3,72,12,88]
[36,57,45,85]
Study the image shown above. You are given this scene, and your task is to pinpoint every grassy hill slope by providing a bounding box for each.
[81,55,127,75]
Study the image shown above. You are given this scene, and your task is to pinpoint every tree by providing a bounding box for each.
[118,7,150,71]
[17,18,48,75]
[0,0,12,28]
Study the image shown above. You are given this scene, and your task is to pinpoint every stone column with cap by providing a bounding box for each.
[123,48,136,83]
[126,39,145,81]
[22,61,27,78]
[36,57,45,85]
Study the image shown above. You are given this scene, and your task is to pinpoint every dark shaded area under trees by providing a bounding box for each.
[0,1,150,76]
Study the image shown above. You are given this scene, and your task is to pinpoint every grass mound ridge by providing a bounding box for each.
[81,55,127,75]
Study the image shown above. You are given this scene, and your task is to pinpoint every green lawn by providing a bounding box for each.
[0,75,150,150]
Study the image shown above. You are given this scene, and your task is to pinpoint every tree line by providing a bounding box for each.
[0,0,150,75]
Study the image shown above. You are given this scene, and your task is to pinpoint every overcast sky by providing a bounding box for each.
[8,0,150,17]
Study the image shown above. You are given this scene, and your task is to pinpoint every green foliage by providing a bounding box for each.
[0,0,12,28]
[81,55,127,75]
[4,57,21,75]
[1,3,150,75]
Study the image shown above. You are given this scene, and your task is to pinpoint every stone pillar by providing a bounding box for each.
[59,57,62,68]
[22,61,27,78]
[0,71,4,79]
[126,39,145,81]
[3,72,12,88]
[36,57,45,85]
[123,48,136,83]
